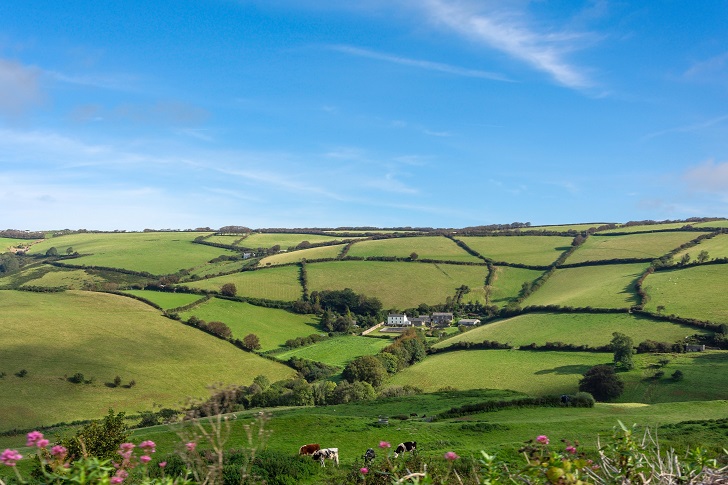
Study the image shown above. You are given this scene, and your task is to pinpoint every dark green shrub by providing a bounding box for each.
[672,369,684,381]
[68,372,85,384]
[571,392,596,408]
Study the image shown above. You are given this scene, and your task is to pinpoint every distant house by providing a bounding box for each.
[458,318,481,327]
[387,314,411,327]
[685,344,705,352]
[431,312,454,327]
[410,316,431,327]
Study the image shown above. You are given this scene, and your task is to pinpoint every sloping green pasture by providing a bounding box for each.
[489,266,544,307]
[673,233,728,262]
[598,223,692,234]
[27,232,229,275]
[642,265,728,323]
[523,263,649,309]
[432,313,710,349]
[0,237,31,252]
[19,267,106,289]
[527,223,606,232]
[566,232,703,263]
[184,259,253,279]
[180,299,320,351]
[306,261,488,309]
[259,244,344,266]
[693,219,728,228]
[183,265,302,301]
[203,235,246,245]
[241,233,356,249]
[455,236,571,266]
[0,290,293,431]
[121,290,206,310]
[274,336,391,368]
[347,236,481,262]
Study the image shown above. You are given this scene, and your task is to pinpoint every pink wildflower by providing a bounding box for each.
[444,451,459,461]
[51,445,68,458]
[378,441,391,449]
[1,449,23,466]
[139,440,156,453]
[186,442,197,452]
[119,442,135,452]
[360,467,368,474]
[111,477,124,484]
[37,439,50,448]
[536,435,549,445]
[159,461,167,468]
[140,455,151,464]
[26,431,43,447]
[565,445,577,454]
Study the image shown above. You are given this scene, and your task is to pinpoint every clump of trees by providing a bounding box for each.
[578,365,624,401]
[57,410,129,462]
[220,283,237,297]
[611,332,634,370]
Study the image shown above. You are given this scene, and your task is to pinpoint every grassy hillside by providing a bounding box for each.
[673,233,728,262]
[0,290,293,431]
[15,266,105,289]
[597,223,692,234]
[566,232,703,263]
[274,336,391,368]
[0,237,31,252]
[184,265,303,301]
[258,244,344,266]
[121,290,205,310]
[241,233,355,249]
[489,266,544,307]
[347,236,481,262]
[455,235,572,266]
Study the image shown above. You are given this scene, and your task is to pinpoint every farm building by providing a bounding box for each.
[431,312,454,327]
[387,313,411,327]
[458,318,481,327]
[410,315,431,327]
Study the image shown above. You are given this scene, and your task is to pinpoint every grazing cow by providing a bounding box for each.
[393,441,417,458]
[362,448,376,464]
[312,448,339,467]
[298,443,320,456]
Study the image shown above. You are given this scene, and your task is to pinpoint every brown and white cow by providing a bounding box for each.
[312,447,339,467]
[298,443,320,456]
[394,441,416,458]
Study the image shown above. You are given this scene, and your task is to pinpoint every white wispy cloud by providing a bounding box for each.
[0,58,44,118]
[642,115,728,140]
[329,44,511,81]
[684,52,728,80]
[416,0,594,89]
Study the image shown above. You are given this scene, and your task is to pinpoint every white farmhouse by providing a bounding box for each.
[387,313,411,327]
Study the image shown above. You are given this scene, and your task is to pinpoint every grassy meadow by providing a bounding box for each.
[203,235,246,246]
[693,219,728,228]
[455,235,572,266]
[181,299,321,351]
[432,313,709,349]
[0,290,293,431]
[241,233,356,249]
[184,259,253,279]
[306,260,488,308]
[523,263,649,308]
[489,266,544,307]
[597,223,692,234]
[566,232,703,263]
[274,336,391,368]
[258,244,344,266]
[121,290,206,310]
[346,236,482,262]
[0,237,32,252]
[642,265,728,323]
[184,265,303,301]
[672,233,728,262]
[527,223,607,232]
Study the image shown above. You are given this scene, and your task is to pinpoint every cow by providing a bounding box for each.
[393,441,416,458]
[312,448,339,467]
[362,448,376,464]
[298,443,320,456]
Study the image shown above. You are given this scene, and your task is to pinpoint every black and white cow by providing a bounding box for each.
[362,448,376,464]
[312,447,339,467]
[393,441,416,458]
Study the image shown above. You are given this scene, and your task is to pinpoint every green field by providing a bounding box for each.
[18,267,106,289]
[241,233,356,249]
[203,235,246,246]
[528,223,607,232]
[643,265,728,323]
[258,244,344,266]
[455,236,572,266]
[432,313,710,349]
[181,299,321,351]
[489,266,544,307]
[0,290,293,431]
[0,237,33,252]
[184,259,253,279]
[566,232,703,263]
[306,261,488,308]
[673,233,728,262]
[693,219,728,228]
[26,232,231,275]
[274,336,391,368]
[347,236,481,262]
[121,290,206,310]
[598,223,692,234]
[523,263,649,309]
[184,265,303,301]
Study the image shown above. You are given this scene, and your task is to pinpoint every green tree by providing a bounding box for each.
[697,250,710,263]
[611,332,634,370]
[45,247,59,257]
[220,283,237,297]
[243,333,262,351]
[578,365,624,402]
[66,246,74,255]
[58,409,129,462]
[343,355,387,388]
[679,253,691,265]
[409,252,418,261]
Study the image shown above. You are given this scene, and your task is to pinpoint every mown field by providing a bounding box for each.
[566,232,703,263]
[121,290,206,310]
[523,263,649,308]
[184,259,253,279]
[180,298,321,351]
[26,232,229,275]
[184,265,303,301]
[672,233,728,262]
[241,233,356,249]
[274,336,391,369]
[488,266,544,307]
[432,313,709,349]
[642,265,728,323]
[306,261,488,309]
[597,223,692,234]
[0,290,293,430]
[346,236,481,262]
[258,244,344,266]
[455,235,571,266]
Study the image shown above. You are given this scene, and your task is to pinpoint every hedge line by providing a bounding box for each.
[437,394,593,420]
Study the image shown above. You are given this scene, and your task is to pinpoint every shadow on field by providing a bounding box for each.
[534,364,592,375]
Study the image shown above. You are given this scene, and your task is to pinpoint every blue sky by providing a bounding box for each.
[1,0,727,230]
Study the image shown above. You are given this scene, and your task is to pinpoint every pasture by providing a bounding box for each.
[203,235,246,246]
[26,232,230,275]
[488,266,544,307]
[432,312,710,350]
[18,267,105,289]
[121,290,206,310]
[565,232,703,263]
[0,290,293,431]
[346,236,481,263]
[274,336,391,368]
[597,223,692,234]
[306,261,488,308]
[642,265,728,323]
[184,259,253,279]
[527,223,607,232]
[523,263,649,308]
[672,233,728,262]
[184,265,303,302]
[0,237,31,252]
[693,219,728,228]
[241,233,356,249]
[180,299,321,351]
[258,244,344,266]
[454,235,572,266]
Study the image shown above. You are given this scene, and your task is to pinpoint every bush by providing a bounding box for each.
[571,392,596,408]
[16,369,27,377]
[68,372,85,384]
[671,369,684,381]
[578,365,624,402]
[57,409,129,462]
